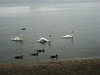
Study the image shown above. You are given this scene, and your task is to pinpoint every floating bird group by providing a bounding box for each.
[31,49,58,59]
[14,49,58,60]
[13,28,74,60]
[31,49,45,56]
[11,28,74,42]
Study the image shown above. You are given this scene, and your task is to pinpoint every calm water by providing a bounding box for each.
[0,1,100,63]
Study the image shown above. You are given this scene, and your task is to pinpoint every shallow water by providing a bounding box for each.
[0,1,100,63]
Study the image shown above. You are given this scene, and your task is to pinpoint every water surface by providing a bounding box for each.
[0,1,100,63]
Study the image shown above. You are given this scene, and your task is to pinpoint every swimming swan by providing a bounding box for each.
[37,35,51,43]
[11,35,24,41]
[62,31,74,38]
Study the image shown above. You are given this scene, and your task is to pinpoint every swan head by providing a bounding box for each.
[71,31,74,33]
[21,55,23,58]
[48,34,51,41]
[48,34,51,37]
[71,31,74,37]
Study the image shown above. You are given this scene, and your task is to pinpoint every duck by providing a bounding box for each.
[37,49,45,53]
[14,55,23,59]
[50,54,58,59]
[22,28,26,30]
[31,52,38,56]
[11,35,24,41]
[37,34,51,43]
[62,31,74,38]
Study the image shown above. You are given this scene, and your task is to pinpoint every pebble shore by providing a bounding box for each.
[0,59,100,75]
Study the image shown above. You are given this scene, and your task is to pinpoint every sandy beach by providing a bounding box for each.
[0,59,100,75]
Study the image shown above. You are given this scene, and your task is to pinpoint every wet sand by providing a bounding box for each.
[0,59,100,75]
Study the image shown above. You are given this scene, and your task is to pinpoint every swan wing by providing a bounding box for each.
[11,37,18,41]
[62,35,72,38]
[11,37,23,41]
[37,37,48,43]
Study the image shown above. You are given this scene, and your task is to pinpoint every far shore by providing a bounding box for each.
[0,59,100,75]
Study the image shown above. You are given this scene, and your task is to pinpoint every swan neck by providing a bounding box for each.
[48,36,50,41]
[19,37,22,39]
[71,32,73,37]
[19,35,23,38]
[48,35,51,41]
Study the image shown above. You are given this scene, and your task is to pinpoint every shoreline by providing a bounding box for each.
[0,59,100,75]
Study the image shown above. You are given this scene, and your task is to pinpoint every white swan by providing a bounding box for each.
[11,35,23,41]
[62,31,74,38]
[37,35,51,43]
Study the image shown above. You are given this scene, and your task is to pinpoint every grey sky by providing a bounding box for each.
[0,0,99,3]
[0,0,99,7]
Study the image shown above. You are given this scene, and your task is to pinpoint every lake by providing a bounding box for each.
[0,1,100,63]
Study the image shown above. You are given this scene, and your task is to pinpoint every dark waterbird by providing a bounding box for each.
[31,52,39,56]
[22,28,26,30]
[37,49,45,53]
[50,54,58,59]
[14,55,23,59]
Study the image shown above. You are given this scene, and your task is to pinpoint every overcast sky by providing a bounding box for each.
[0,0,99,3]
[0,0,99,7]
